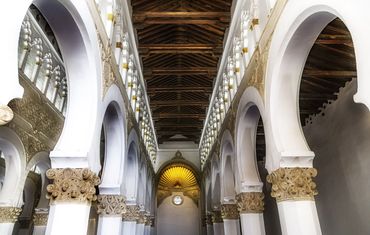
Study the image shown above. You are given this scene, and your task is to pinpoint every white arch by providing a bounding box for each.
[18,0,103,170]
[0,127,26,206]
[99,88,127,194]
[265,0,368,169]
[124,130,140,204]
[219,130,237,202]
[210,156,221,210]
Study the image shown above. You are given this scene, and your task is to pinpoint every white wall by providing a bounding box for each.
[157,192,200,235]
[156,141,200,172]
[303,79,370,234]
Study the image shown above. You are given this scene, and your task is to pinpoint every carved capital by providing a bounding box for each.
[0,105,14,126]
[46,168,100,204]
[0,207,22,223]
[236,192,264,214]
[206,214,213,225]
[150,217,155,227]
[144,215,151,226]
[137,211,146,224]
[122,205,140,221]
[33,211,48,226]
[211,210,223,223]
[97,195,126,216]
[221,204,239,219]
[267,167,318,202]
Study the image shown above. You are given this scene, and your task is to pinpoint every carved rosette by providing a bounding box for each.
[33,212,48,226]
[211,210,223,224]
[236,192,264,214]
[206,214,213,225]
[122,205,140,222]
[266,167,318,202]
[0,105,14,126]
[221,204,239,220]
[0,207,22,223]
[46,168,100,204]
[97,195,126,216]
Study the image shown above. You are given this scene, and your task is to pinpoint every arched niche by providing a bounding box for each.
[99,101,126,194]
[123,130,140,204]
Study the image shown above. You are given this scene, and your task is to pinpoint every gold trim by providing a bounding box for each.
[46,168,100,204]
[221,204,239,220]
[236,192,264,213]
[252,18,259,26]
[242,47,249,53]
[267,167,318,202]
[107,13,115,22]
[0,207,22,223]
[122,63,129,70]
[116,42,123,49]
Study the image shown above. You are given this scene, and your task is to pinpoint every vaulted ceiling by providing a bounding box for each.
[131,0,232,144]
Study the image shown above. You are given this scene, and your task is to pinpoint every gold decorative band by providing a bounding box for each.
[0,207,22,223]
[46,168,100,204]
[267,167,318,202]
[33,212,48,226]
[221,204,239,220]
[242,47,249,53]
[107,13,115,22]
[235,67,240,73]
[97,195,126,216]
[122,63,129,70]
[252,18,259,26]
[236,192,264,214]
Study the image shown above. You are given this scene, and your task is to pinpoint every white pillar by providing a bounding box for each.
[240,214,265,235]
[96,195,126,235]
[236,192,265,235]
[0,223,15,235]
[136,222,145,235]
[44,168,100,235]
[277,201,321,235]
[0,207,21,235]
[223,219,240,235]
[267,167,322,235]
[144,225,150,235]
[206,224,214,235]
[46,203,91,235]
[213,223,224,235]
[122,221,137,235]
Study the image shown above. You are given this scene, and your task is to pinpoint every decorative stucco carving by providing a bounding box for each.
[46,168,100,204]
[236,192,264,213]
[211,210,223,223]
[0,207,22,223]
[266,167,318,202]
[97,195,127,216]
[137,211,146,224]
[0,105,14,126]
[206,214,213,225]
[33,211,48,226]
[150,217,155,227]
[221,203,239,219]
[122,205,140,221]
[99,37,117,97]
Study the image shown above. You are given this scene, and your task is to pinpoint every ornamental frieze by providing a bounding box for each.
[33,212,48,226]
[97,195,126,216]
[46,168,100,204]
[211,210,223,224]
[0,207,22,223]
[122,205,140,222]
[236,192,264,213]
[221,203,239,220]
[267,167,318,202]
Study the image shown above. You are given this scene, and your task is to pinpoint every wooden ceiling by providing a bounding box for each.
[131,0,232,144]
[256,18,356,162]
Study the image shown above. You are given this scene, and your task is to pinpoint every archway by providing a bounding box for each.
[156,156,200,235]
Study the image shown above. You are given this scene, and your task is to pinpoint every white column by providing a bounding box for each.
[33,226,47,235]
[136,223,145,235]
[213,222,224,235]
[44,168,100,235]
[221,204,240,235]
[0,207,21,235]
[207,224,214,235]
[267,167,322,235]
[240,214,265,235]
[96,195,126,235]
[46,203,91,235]
[122,221,137,235]
[236,192,265,235]
[223,219,240,235]
[144,225,150,235]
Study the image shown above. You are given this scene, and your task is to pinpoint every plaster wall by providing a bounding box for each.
[157,192,199,235]
[156,142,200,171]
[303,80,370,234]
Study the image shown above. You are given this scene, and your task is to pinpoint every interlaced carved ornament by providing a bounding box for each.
[206,214,213,225]
[266,167,318,202]
[33,211,48,226]
[221,203,239,219]
[46,168,100,204]
[236,192,264,213]
[211,210,223,223]
[0,207,22,223]
[122,205,140,221]
[97,195,126,216]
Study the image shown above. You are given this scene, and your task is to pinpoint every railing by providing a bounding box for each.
[199,0,276,167]
[94,0,158,164]
[18,11,67,116]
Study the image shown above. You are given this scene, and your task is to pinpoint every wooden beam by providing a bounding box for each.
[157,130,201,136]
[147,86,212,94]
[144,67,217,76]
[133,12,230,18]
[303,70,356,78]
[139,44,216,50]
[135,19,226,26]
[155,123,204,128]
[152,113,206,119]
[150,100,208,107]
